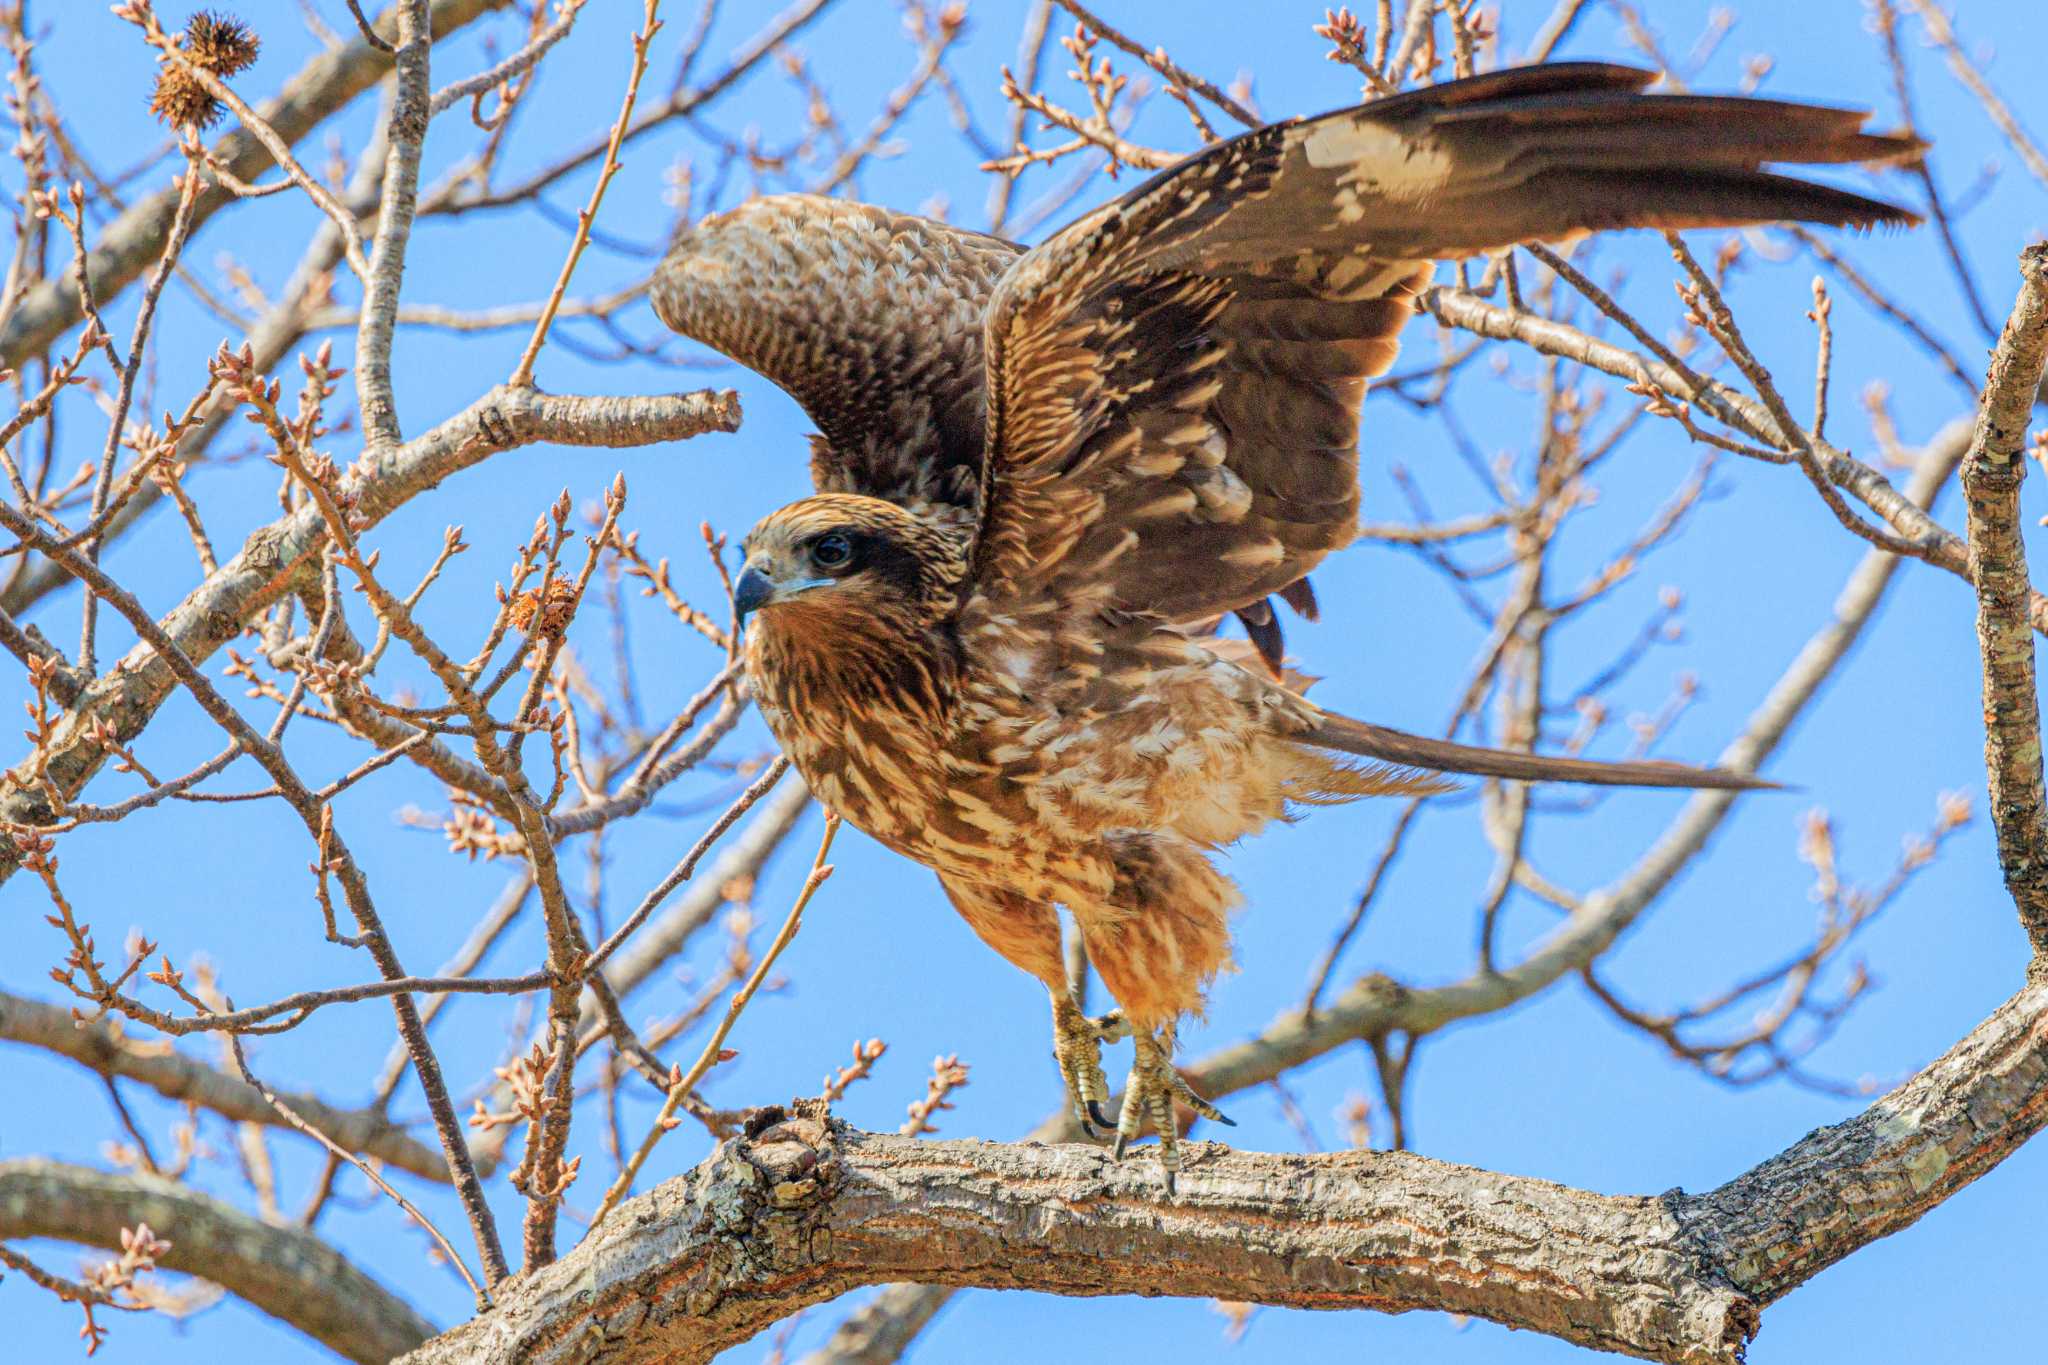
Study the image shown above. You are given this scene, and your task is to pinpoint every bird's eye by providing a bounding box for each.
[811,532,855,571]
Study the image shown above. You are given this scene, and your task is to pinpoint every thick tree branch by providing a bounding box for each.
[1962,244,2048,954]
[400,969,2048,1365]
[1681,976,2048,1308]
[0,1158,435,1365]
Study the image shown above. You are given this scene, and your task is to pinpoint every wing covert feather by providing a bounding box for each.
[652,195,1020,513]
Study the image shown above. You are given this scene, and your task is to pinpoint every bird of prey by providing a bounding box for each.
[652,62,1918,1186]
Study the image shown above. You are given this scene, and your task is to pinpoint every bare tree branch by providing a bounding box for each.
[1420,284,2044,628]
[1962,244,2048,954]
[0,385,741,880]
[356,0,435,450]
[4,10,2041,1361]
[0,0,508,370]
[0,1158,436,1365]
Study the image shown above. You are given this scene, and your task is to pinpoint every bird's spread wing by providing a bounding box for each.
[971,62,1921,626]
[652,195,1021,514]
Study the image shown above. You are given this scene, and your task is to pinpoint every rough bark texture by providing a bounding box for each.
[1962,243,2048,953]
[401,974,2048,1365]
[1683,971,2048,1303]
[0,1158,436,1365]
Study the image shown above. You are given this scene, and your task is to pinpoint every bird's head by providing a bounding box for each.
[734,494,967,635]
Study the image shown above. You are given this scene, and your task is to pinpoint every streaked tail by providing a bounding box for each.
[1305,709,1775,791]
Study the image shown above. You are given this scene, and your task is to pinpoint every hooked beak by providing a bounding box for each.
[734,564,833,623]
[733,566,774,622]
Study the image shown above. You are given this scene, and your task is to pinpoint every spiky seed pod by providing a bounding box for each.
[146,10,259,130]
[510,578,579,637]
[148,66,221,130]
[184,10,260,78]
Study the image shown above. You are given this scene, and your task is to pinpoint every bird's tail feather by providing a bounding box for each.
[1304,708,1775,791]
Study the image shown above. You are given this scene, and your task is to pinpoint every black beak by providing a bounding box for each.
[733,566,774,622]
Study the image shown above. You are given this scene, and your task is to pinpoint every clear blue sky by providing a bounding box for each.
[5,1,2044,1361]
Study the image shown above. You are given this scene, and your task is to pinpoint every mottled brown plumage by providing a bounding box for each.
[658,63,1920,1185]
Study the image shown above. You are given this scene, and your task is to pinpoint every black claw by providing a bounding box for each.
[1163,1168,1177,1196]
[1210,1108,1238,1128]
[1111,1133,1130,1161]
[1087,1100,1116,1131]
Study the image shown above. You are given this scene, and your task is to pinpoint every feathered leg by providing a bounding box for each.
[1074,834,1240,1191]
[939,875,1122,1135]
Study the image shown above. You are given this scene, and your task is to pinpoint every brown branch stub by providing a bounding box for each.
[1963,243,2048,955]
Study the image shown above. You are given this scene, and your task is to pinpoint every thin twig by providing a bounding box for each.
[1047,0,1258,127]
[509,0,662,387]
[344,0,397,53]
[429,0,586,116]
[226,1027,486,1307]
[586,812,839,1233]
[581,755,790,976]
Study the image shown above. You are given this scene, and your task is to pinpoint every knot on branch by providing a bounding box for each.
[2022,241,2048,286]
[1963,457,2025,494]
[739,1098,840,1209]
[1660,1188,1764,1353]
[630,1100,843,1328]
[473,402,517,450]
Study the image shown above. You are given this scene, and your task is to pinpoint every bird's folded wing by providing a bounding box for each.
[651,195,1020,513]
[970,61,1921,625]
